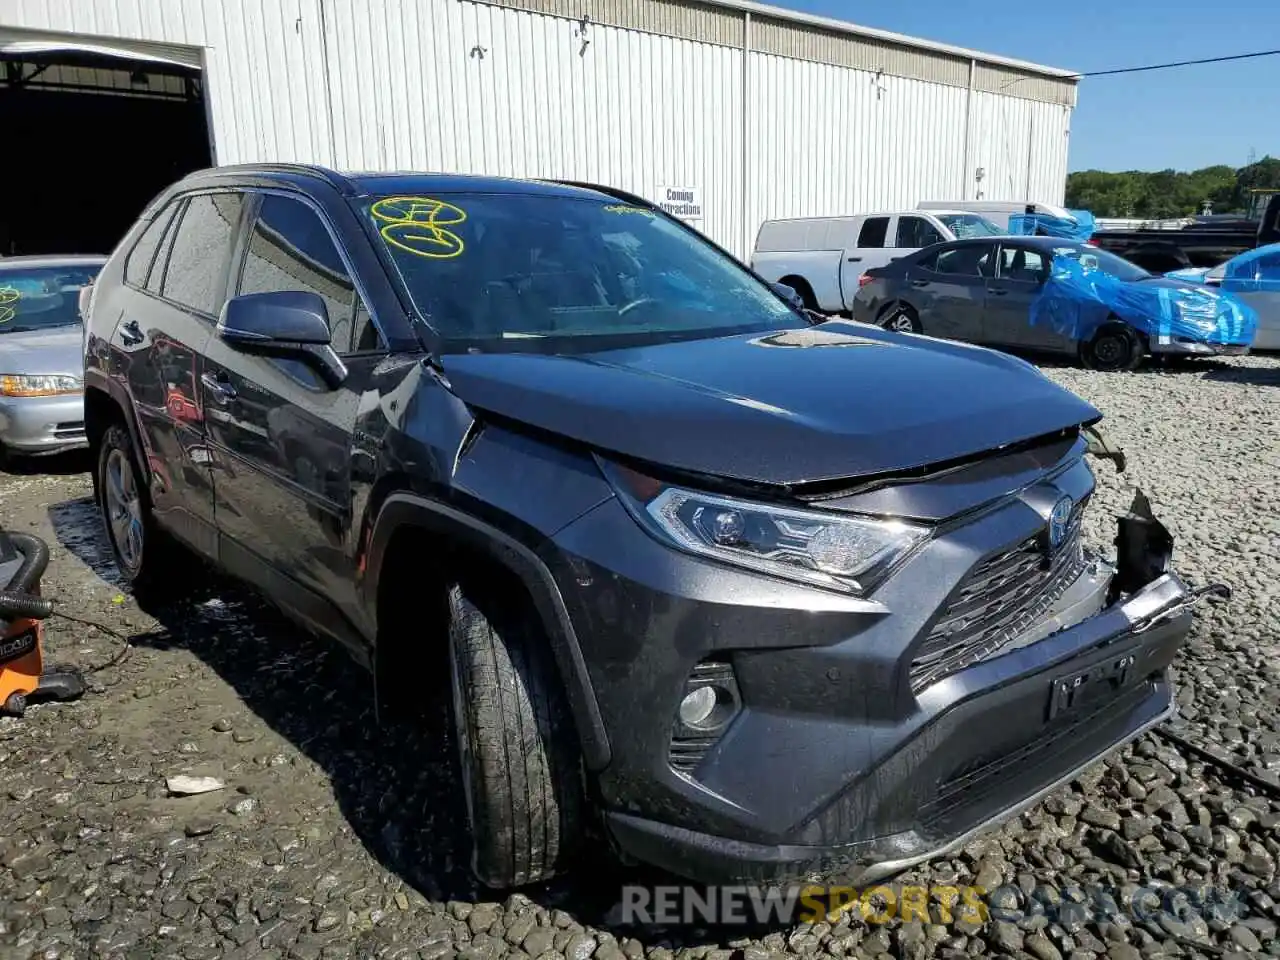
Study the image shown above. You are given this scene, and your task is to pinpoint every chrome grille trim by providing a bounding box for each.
[909,502,1089,692]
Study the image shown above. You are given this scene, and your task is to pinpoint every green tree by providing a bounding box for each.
[1065,157,1280,219]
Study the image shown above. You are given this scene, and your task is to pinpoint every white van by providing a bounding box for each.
[917,200,1074,233]
[750,209,1003,314]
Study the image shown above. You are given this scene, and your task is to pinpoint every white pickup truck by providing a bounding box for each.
[750,209,1003,314]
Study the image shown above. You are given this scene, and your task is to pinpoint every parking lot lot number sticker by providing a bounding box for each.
[370,196,467,259]
[0,286,19,324]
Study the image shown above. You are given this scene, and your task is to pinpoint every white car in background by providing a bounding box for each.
[750,209,1004,315]
[1166,244,1280,350]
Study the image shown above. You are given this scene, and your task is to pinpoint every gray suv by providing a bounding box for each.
[81,164,1220,888]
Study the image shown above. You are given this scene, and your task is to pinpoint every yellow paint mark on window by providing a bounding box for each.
[370,196,467,260]
[0,286,19,324]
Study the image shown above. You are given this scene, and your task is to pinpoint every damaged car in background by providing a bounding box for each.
[80,166,1229,889]
[853,236,1256,371]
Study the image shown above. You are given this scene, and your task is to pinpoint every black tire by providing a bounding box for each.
[879,302,922,333]
[447,581,584,888]
[1082,324,1144,372]
[94,423,180,592]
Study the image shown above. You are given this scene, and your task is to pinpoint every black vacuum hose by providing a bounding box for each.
[0,532,53,621]
[0,590,53,621]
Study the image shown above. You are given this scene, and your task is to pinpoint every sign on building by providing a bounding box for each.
[657,186,703,222]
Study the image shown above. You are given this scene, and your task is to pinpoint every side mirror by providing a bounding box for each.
[217,291,347,388]
[770,282,805,311]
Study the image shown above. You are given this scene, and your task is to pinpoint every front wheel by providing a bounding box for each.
[1082,324,1144,372]
[447,581,585,888]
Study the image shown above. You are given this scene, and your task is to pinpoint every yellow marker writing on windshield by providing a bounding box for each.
[0,286,19,324]
[370,196,467,259]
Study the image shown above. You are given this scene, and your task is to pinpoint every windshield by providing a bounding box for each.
[1051,245,1150,282]
[361,192,804,352]
[0,265,100,334]
[936,213,1004,238]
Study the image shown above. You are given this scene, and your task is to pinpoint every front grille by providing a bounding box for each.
[53,420,86,439]
[909,501,1089,692]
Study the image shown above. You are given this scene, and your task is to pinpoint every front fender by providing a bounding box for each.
[362,492,612,770]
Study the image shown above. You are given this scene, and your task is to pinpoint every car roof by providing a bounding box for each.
[934,235,1080,250]
[0,254,108,269]
[165,163,621,203]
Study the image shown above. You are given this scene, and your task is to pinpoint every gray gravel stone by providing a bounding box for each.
[4,357,1280,960]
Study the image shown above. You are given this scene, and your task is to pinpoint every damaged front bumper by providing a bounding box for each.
[603,486,1228,885]
[1149,336,1250,356]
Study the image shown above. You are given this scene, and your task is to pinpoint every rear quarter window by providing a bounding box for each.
[124,203,179,287]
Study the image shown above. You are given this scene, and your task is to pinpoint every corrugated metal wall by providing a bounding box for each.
[1,0,1075,259]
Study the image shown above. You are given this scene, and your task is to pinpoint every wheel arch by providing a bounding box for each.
[362,492,611,771]
[778,274,818,309]
[83,377,152,489]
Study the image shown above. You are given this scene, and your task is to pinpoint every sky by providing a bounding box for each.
[773,0,1279,174]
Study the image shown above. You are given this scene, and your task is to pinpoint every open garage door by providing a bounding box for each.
[0,33,212,257]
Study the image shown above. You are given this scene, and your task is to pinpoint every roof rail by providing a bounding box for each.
[196,162,359,196]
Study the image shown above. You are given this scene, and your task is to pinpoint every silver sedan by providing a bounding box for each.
[0,255,106,457]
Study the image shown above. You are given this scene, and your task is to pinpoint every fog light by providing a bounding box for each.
[669,660,742,774]
[678,686,717,727]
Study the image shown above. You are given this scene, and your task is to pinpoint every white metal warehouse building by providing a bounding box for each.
[0,0,1079,260]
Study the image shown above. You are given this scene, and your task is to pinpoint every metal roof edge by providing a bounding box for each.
[700,0,1080,81]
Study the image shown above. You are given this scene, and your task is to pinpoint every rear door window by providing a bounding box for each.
[857,217,889,248]
[160,192,246,316]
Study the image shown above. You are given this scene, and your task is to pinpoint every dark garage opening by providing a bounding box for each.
[0,48,212,257]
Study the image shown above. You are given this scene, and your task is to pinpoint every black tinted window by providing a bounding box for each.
[238,194,373,354]
[895,217,943,248]
[857,217,889,248]
[161,193,244,314]
[926,245,996,278]
[1000,246,1050,282]
[125,204,178,287]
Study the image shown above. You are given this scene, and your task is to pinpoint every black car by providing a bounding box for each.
[851,236,1251,371]
[83,164,1212,888]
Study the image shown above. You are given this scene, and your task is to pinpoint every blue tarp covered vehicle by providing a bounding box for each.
[1164,243,1280,350]
[1030,242,1256,365]
[1009,209,1097,242]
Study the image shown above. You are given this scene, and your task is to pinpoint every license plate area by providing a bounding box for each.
[1047,651,1138,721]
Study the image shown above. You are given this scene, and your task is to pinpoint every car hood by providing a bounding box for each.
[0,326,83,377]
[439,322,1101,486]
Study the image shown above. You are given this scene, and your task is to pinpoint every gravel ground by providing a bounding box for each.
[1,353,1279,960]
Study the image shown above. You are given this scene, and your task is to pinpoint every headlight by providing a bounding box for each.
[606,464,930,594]
[0,374,83,398]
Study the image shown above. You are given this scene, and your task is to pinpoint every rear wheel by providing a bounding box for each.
[1082,324,1144,372]
[447,579,585,887]
[879,303,922,333]
[778,276,818,311]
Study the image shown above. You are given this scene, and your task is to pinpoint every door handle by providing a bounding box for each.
[119,319,144,346]
[910,279,930,287]
[846,256,862,262]
[200,372,237,404]
[991,289,1009,296]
